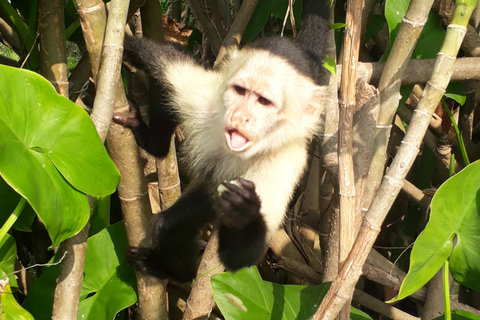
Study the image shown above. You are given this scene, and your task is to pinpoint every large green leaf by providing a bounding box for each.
[0,64,120,246]
[212,267,329,319]
[212,267,371,320]
[1,283,34,320]
[390,160,480,302]
[23,223,136,320]
[78,222,136,319]
[243,0,274,43]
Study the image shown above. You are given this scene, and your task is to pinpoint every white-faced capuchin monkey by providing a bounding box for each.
[120,0,330,282]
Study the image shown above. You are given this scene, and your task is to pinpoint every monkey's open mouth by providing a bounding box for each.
[225,129,252,152]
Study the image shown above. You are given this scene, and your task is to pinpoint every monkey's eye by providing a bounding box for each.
[258,96,272,106]
[233,85,246,95]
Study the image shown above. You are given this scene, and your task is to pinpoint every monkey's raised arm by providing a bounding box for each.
[121,36,220,157]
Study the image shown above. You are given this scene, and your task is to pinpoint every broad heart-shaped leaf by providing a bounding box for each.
[212,268,371,320]
[212,267,330,319]
[391,160,480,302]
[23,222,136,320]
[1,283,34,320]
[78,222,136,319]
[0,64,120,246]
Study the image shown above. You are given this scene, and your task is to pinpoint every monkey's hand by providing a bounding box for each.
[216,178,261,229]
[112,100,149,151]
[216,178,267,270]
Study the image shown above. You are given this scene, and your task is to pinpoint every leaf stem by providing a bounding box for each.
[443,260,451,320]
[441,98,470,165]
[0,197,26,242]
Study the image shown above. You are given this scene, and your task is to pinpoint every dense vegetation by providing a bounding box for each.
[0,0,480,319]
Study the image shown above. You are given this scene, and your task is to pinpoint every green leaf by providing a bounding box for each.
[414,11,445,59]
[88,196,111,237]
[445,82,466,106]
[243,0,274,43]
[363,15,385,43]
[433,309,480,320]
[0,64,120,246]
[0,176,35,232]
[0,234,18,290]
[211,267,330,320]
[323,55,336,76]
[385,0,410,46]
[1,283,34,320]
[23,223,136,320]
[330,23,347,30]
[390,160,480,302]
[78,222,137,319]
[350,307,374,320]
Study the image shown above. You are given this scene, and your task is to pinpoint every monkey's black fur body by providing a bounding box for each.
[122,0,330,282]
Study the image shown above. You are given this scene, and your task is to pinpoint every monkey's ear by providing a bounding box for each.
[307,85,329,119]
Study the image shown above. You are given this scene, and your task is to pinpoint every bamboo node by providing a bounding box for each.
[384,175,403,188]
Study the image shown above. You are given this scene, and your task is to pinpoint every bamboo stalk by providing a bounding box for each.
[363,0,435,210]
[311,0,478,318]
[337,0,363,318]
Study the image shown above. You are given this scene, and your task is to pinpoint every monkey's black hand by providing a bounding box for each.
[112,100,149,151]
[216,178,261,229]
[217,178,267,270]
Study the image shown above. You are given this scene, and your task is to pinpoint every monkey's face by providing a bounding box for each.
[222,50,322,158]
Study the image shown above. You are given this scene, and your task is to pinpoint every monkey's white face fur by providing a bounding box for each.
[221,48,323,158]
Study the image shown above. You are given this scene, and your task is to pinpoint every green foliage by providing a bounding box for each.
[433,309,480,320]
[0,64,120,247]
[211,267,330,319]
[1,283,34,320]
[23,223,136,320]
[211,267,372,320]
[390,160,480,302]
[323,55,337,75]
[78,222,137,319]
[0,235,18,290]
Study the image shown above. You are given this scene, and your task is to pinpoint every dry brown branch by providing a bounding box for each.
[185,0,223,54]
[140,0,165,43]
[336,1,363,318]
[51,221,90,320]
[215,0,259,65]
[319,2,340,284]
[350,57,480,86]
[422,270,447,319]
[39,0,68,96]
[182,232,224,320]
[353,290,420,320]
[0,17,20,53]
